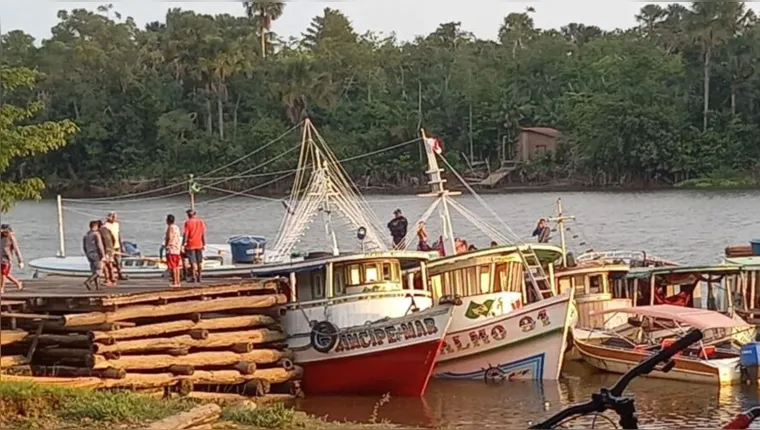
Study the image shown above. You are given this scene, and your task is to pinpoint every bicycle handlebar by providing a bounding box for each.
[530,328,704,429]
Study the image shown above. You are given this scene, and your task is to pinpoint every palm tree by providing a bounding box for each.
[635,4,666,38]
[242,0,285,59]
[498,8,537,57]
[688,1,752,131]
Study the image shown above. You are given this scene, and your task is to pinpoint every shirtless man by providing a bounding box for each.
[0,224,24,293]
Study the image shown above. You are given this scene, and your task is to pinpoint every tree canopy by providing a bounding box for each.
[4,2,760,193]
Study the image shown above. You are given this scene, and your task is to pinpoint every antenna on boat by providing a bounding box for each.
[418,129,459,255]
[547,198,575,267]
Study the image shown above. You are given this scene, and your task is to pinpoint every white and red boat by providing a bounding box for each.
[249,119,455,396]
[399,129,575,382]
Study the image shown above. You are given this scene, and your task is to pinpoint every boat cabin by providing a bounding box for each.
[626,265,741,313]
[407,244,563,305]
[722,256,760,325]
[250,251,432,304]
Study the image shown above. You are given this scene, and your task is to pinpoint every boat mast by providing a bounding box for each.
[547,198,574,267]
[418,129,459,255]
[315,148,339,256]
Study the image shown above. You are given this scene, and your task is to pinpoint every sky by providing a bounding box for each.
[4,1,751,44]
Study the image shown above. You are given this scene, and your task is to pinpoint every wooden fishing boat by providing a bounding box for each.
[398,130,574,382]
[28,242,269,279]
[251,251,453,396]
[246,119,455,397]
[723,246,760,326]
[574,305,752,385]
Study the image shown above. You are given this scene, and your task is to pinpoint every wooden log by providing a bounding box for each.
[231,343,253,354]
[234,361,256,375]
[36,348,92,359]
[169,365,195,376]
[88,315,276,344]
[176,379,193,397]
[167,348,189,356]
[0,374,102,389]
[145,403,222,430]
[186,391,294,404]
[100,373,178,390]
[92,329,285,354]
[29,365,126,379]
[63,295,286,327]
[91,349,290,370]
[1,355,29,367]
[35,333,97,347]
[104,280,279,307]
[278,358,294,371]
[40,322,126,333]
[188,329,208,340]
[0,329,28,345]
[187,367,302,386]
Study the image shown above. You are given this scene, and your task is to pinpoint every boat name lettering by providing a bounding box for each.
[440,323,507,355]
[334,317,438,353]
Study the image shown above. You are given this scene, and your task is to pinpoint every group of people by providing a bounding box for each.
[387,208,552,255]
[82,212,127,290]
[82,209,206,290]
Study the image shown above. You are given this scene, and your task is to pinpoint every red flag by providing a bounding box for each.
[424,137,442,155]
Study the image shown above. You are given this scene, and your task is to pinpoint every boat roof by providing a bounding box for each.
[626,264,741,280]
[724,256,760,269]
[251,250,431,276]
[591,305,751,330]
[426,243,563,268]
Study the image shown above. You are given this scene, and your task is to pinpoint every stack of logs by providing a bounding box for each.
[0,279,302,400]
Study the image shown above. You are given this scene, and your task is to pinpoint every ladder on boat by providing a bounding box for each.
[517,245,555,300]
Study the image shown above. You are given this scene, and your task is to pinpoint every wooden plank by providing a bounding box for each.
[145,404,221,430]
[188,367,302,386]
[89,315,276,343]
[92,329,286,354]
[63,294,287,327]
[91,349,291,370]
[103,280,280,307]
[1,312,62,321]
[0,329,28,346]
[0,355,29,368]
[0,374,102,389]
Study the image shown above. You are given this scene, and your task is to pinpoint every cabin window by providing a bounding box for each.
[365,264,379,283]
[382,263,393,281]
[480,265,491,294]
[589,275,602,294]
[334,270,345,296]
[348,265,361,285]
[312,273,324,299]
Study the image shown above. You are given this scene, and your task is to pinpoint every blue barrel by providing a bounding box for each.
[741,342,760,367]
[751,240,760,256]
[228,236,267,264]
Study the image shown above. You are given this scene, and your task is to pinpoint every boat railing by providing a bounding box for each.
[284,289,433,310]
[576,250,677,266]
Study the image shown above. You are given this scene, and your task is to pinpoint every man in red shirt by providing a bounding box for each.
[182,209,206,283]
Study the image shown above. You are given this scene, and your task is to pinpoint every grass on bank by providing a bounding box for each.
[0,381,396,429]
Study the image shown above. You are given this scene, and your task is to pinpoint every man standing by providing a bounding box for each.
[387,209,408,250]
[83,220,106,291]
[183,209,206,283]
[0,224,24,293]
[105,212,127,280]
[532,219,551,243]
[98,220,116,287]
[164,214,182,288]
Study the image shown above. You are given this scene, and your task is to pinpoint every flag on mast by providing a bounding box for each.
[424,136,442,155]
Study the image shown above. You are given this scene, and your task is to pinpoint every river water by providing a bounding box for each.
[4,190,760,428]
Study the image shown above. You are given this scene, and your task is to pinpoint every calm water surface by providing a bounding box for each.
[4,190,760,428]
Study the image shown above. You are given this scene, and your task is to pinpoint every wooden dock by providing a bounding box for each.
[0,276,301,401]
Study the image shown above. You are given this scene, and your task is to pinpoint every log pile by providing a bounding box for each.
[0,279,302,400]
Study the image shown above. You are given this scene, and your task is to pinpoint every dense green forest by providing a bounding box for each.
[4,1,760,194]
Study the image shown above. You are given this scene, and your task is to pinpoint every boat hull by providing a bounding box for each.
[289,304,452,397]
[434,291,573,382]
[574,338,741,385]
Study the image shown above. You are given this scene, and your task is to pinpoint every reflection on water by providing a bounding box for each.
[299,362,760,428]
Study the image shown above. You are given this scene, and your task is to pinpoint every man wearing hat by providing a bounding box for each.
[0,224,24,293]
[387,208,408,250]
[105,211,127,280]
[182,209,206,283]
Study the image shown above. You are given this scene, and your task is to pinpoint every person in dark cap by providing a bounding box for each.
[532,218,551,243]
[182,209,206,283]
[387,208,408,250]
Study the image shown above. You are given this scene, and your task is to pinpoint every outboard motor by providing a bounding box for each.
[740,342,760,385]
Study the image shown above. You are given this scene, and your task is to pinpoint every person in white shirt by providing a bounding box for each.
[105,211,128,280]
[164,214,183,288]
